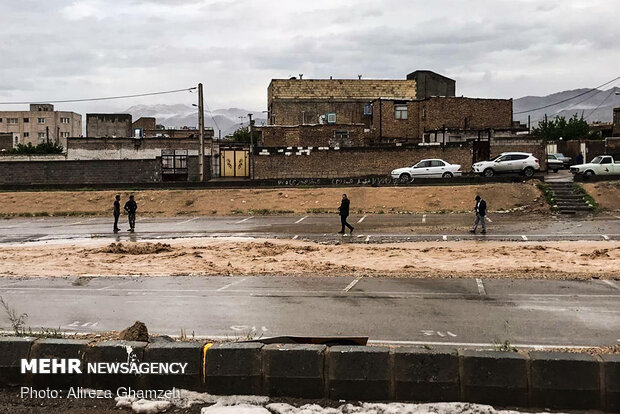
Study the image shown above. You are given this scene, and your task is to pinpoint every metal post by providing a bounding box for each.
[198,83,205,182]
[248,113,254,179]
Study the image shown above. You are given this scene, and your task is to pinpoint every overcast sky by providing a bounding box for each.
[1,0,619,115]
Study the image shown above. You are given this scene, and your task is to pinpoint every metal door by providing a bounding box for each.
[472,140,490,164]
[220,149,249,177]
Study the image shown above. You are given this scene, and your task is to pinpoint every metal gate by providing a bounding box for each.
[472,140,490,164]
[220,149,249,177]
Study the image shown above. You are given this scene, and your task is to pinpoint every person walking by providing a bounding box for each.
[124,195,138,233]
[338,193,354,235]
[470,195,487,234]
[113,195,121,233]
[576,152,584,164]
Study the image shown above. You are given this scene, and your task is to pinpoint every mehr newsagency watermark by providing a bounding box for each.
[19,358,186,399]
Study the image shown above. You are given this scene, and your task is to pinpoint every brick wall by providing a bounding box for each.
[254,145,473,179]
[371,100,420,141]
[256,124,367,147]
[86,114,132,138]
[268,79,417,102]
[0,133,12,151]
[270,100,371,126]
[422,97,513,131]
[132,117,157,131]
[0,159,161,185]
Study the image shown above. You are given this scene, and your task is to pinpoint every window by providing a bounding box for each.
[512,154,528,160]
[334,130,349,139]
[161,149,188,175]
[23,118,29,123]
[38,118,45,124]
[14,136,18,145]
[23,132,29,138]
[60,132,70,138]
[601,157,612,164]
[60,117,70,124]
[38,132,45,139]
[7,118,18,124]
[0,118,3,123]
[414,161,432,168]
[395,105,408,120]
[422,108,427,120]
[430,160,445,167]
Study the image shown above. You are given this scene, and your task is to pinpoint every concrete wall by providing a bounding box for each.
[407,70,456,98]
[86,114,132,138]
[66,137,212,160]
[254,144,473,179]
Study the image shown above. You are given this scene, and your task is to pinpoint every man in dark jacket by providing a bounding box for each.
[113,195,121,233]
[338,194,354,235]
[470,195,487,234]
[124,195,138,232]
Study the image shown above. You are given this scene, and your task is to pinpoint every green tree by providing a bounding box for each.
[8,142,64,155]
[532,114,600,141]
[230,127,258,144]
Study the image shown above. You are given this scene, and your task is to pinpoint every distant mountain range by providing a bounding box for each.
[126,87,620,135]
[125,104,268,137]
[513,87,620,125]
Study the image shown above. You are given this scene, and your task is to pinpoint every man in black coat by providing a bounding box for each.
[113,195,121,233]
[124,195,138,233]
[470,195,487,234]
[338,194,354,235]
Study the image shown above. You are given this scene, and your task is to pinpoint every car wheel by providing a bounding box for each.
[584,170,595,176]
[442,172,453,178]
[523,167,535,177]
[399,173,411,183]
[552,169,558,173]
[483,168,494,177]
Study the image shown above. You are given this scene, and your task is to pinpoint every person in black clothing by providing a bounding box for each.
[124,195,138,232]
[470,195,487,234]
[576,152,584,165]
[113,195,121,233]
[338,194,354,235]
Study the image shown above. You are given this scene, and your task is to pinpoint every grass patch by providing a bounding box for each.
[306,208,330,214]
[248,209,294,215]
[572,183,599,211]
[536,182,557,211]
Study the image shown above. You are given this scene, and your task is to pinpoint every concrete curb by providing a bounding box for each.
[0,337,618,411]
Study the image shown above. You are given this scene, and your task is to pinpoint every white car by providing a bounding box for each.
[391,159,462,181]
[472,152,540,177]
[570,155,619,176]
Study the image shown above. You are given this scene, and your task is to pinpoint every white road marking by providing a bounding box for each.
[486,217,493,223]
[447,331,457,337]
[235,216,254,224]
[436,331,445,337]
[602,235,610,240]
[69,221,82,225]
[365,235,371,242]
[177,217,198,225]
[521,235,528,241]
[442,235,447,241]
[601,280,620,291]
[343,277,361,292]
[292,235,299,240]
[295,216,308,224]
[357,215,367,224]
[217,277,248,291]
[476,278,486,296]
[616,216,620,220]
[422,214,426,223]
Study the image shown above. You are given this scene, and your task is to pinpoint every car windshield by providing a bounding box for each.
[548,155,556,159]
[591,156,603,164]
[490,154,503,161]
[555,153,564,157]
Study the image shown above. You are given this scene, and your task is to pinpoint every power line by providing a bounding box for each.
[514,75,620,115]
[0,87,197,105]
[584,87,617,121]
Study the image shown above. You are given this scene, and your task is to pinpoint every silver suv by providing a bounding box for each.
[472,152,540,177]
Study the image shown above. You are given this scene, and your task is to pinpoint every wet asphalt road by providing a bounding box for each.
[0,275,619,348]
[1,213,620,244]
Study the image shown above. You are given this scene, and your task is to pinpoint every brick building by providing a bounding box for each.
[86,114,133,138]
[0,104,81,148]
[258,124,367,148]
[613,107,620,136]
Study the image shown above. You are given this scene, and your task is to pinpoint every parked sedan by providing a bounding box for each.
[391,159,462,181]
[546,154,564,173]
[550,153,571,168]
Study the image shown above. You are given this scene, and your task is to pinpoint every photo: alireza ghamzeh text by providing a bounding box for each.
[0,1,619,413]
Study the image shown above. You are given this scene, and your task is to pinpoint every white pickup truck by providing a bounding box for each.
[570,155,620,176]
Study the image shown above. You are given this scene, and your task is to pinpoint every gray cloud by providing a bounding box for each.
[0,0,619,115]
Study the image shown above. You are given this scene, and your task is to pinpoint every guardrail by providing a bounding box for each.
[1,337,618,411]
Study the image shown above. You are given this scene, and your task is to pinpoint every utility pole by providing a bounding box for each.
[198,83,205,182]
[248,113,254,179]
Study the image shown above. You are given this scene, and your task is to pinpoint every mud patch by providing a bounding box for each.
[93,242,174,255]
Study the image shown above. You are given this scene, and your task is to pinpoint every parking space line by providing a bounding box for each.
[295,216,308,224]
[486,217,493,223]
[476,278,486,296]
[217,278,248,291]
[357,215,367,224]
[177,217,198,225]
[235,216,254,224]
[422,214,426,223]
[602,235,610,240]
[365,235,371,242]
[343,277,361,292]
[292,235,299,240]
[521,235,528,241]
[442,235,447,241]
[601,280,620,291]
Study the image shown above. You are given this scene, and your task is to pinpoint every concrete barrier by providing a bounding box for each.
[263,344,325,398]
[529,351,601,409]
[460,350,528,407]
[393,347,459,402]
[1,337,619,411]
[205,342,263,395]
[328,346,391,401]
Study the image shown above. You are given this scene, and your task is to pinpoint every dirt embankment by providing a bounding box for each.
[0,238,617,279]
[583,180,620,211]
[0,183,546,217]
